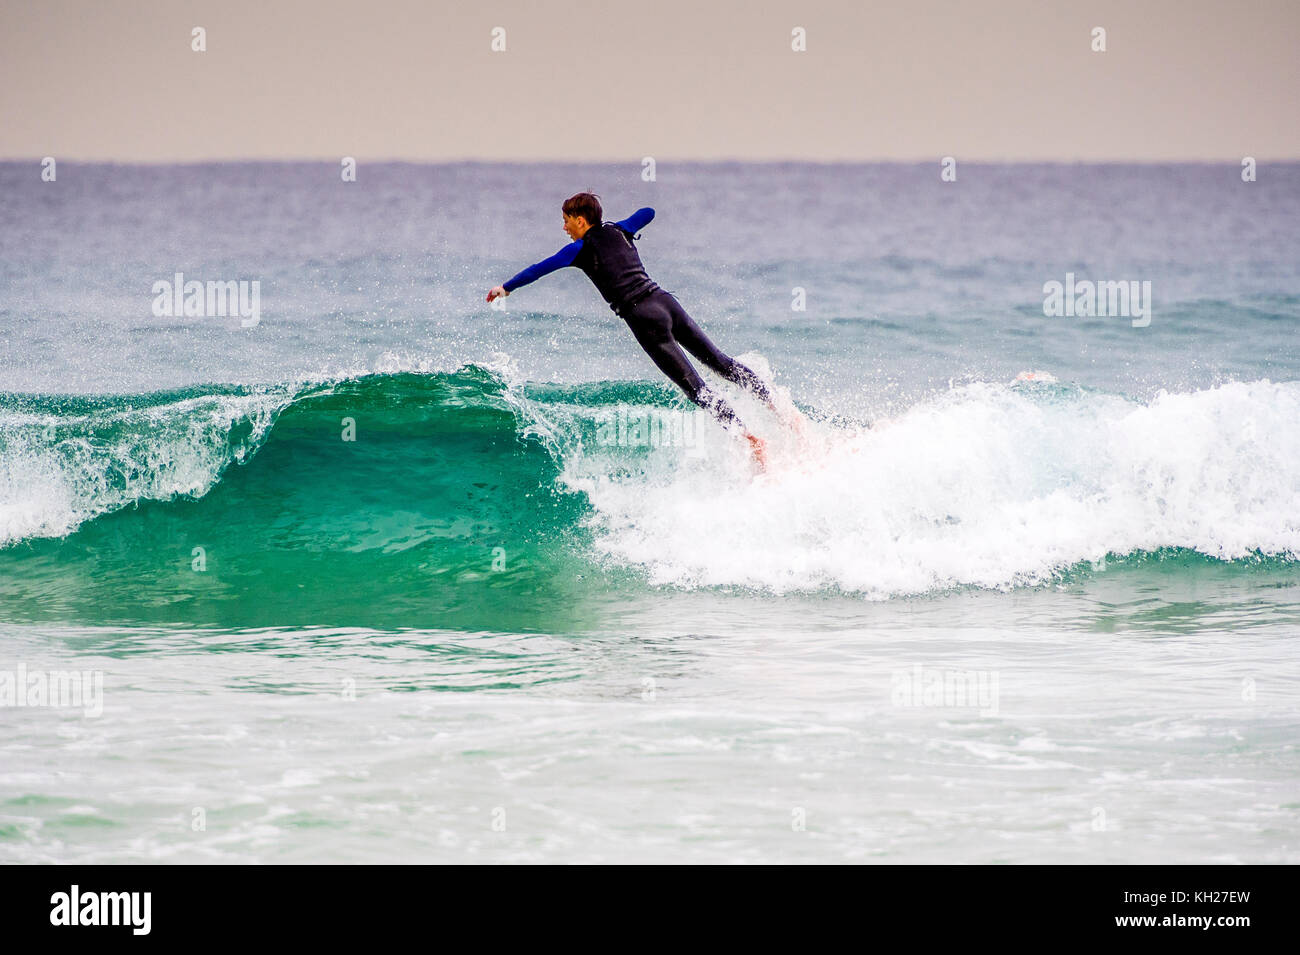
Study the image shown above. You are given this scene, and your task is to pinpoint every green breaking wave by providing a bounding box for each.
[0,367,651,630]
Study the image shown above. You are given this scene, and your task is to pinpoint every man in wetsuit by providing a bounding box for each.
[486,192,772,468]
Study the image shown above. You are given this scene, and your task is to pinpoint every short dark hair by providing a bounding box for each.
[562,192,602,227]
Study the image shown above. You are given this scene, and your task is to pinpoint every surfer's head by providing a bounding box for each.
[562,192,601,240]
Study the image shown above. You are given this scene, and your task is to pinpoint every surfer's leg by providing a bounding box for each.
[662,294,773,404]
[622,297,748,432]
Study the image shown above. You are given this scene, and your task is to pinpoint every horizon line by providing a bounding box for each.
[4,156,1297,166]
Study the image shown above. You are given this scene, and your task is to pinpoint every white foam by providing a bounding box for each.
[558,379,1300,596]
[0,390,292,546]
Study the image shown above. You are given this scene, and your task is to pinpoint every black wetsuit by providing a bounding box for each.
[501,208,771,430]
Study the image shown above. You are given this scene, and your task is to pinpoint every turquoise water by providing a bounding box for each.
[1,162,1298,862]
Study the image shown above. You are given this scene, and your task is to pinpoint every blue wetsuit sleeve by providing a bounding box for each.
[502,239,583,292]
[615,207,655,237]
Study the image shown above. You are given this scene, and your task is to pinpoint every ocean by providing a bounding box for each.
[1,161,1297,862]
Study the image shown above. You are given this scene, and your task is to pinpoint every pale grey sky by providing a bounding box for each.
[1,0,1296,161]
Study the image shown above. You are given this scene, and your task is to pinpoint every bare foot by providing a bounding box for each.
[786,409,809,443]
[745,433,768,471]
[768,399,809,441]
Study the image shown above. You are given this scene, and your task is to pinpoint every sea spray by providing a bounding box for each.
[565,378,1300,595]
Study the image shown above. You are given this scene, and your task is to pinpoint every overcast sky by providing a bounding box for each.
[2,0,1296,162]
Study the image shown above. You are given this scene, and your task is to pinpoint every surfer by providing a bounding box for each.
[487,192,774,468]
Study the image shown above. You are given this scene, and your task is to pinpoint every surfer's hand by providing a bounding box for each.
[486,285,509,303]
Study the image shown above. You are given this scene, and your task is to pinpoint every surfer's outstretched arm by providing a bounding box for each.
[486,208,651,303]
[486,239,582,301]
[614,207,654,236]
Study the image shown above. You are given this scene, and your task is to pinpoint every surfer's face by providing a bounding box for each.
[563,214,591,241]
